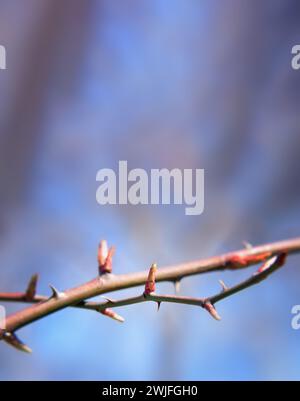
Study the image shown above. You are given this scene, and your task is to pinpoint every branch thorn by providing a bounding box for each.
[219,280,228,292]
[25,274,39,301]
[100,296,116,304]
[174,279,181,294]
[49,285,66,300]
[243,241,253,250]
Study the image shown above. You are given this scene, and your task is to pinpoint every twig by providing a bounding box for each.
[89,253,287,321]
[0,237,299,353]
[2,254,286,320]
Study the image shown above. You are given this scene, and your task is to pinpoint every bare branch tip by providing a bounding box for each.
[2,237,299,348]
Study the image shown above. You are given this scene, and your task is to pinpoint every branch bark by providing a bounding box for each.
[0,237,299,352]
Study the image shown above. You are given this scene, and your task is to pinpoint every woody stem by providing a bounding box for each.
[1,237,300,334]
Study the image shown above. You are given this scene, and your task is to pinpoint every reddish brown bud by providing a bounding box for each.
[98,240,108,266]
[98,240,115,274]
[144,263,157,295]
[226,252,272,269]
[2,332,32,353]
[203,302,221,321]
[100,308,124,323]
[103,246,115,274]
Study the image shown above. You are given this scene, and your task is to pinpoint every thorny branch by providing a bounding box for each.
[0,237,299,353]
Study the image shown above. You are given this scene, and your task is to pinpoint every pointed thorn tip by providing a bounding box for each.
[219,280,228,292]
[49,285,66,300]
[243,241,253,249]
[174,279,181,294]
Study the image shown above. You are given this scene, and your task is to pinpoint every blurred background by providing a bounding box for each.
[0,0,300,381]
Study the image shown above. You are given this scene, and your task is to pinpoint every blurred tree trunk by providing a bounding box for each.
[0,0,95,229]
